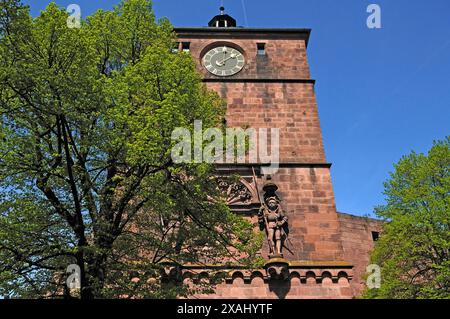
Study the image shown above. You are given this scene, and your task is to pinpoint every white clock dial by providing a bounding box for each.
[202,46,245,77]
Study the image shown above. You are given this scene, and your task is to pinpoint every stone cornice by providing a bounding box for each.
[180,260,353,270]
[202,78,316,84]
[161,260,354,284]
[174,27,311,47]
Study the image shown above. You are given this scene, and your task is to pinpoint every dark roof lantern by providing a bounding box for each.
[208,7,237,28]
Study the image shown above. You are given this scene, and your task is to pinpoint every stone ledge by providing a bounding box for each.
[161,261,354,285]
[179,260,353,269]
[288,260,353,268]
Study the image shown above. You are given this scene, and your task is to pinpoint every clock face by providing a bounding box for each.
[202,46,245,77]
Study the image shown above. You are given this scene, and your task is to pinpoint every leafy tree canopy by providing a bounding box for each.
[0,0,262,299]
[364,137,450,299]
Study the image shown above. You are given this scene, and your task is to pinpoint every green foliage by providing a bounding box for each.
[364,137,450,299]
[0,0,260,299]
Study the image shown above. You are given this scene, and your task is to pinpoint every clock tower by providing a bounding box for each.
[172,8,382,299]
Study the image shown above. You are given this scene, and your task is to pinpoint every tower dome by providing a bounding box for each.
[208,6,237,28]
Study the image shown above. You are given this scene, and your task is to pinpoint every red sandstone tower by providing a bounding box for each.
[173,8,382,299]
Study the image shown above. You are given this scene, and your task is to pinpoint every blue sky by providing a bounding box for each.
[22,0,450,217]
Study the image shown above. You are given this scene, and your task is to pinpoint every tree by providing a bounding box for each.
[0,0,261,299]
[364,137,450,299]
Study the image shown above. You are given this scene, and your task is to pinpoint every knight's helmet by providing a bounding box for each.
[263,183,280,203]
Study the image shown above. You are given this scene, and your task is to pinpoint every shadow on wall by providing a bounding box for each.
[268,279,291,299]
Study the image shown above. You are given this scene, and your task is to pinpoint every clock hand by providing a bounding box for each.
[216,49,226,66]
[216,49,228,66]
[216,53,237,66]
[223,47,227,62]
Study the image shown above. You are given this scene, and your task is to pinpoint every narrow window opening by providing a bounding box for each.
[182,42,190,52]
[371,231,380,241]
[171,42,180,54]
[257,43,266,55]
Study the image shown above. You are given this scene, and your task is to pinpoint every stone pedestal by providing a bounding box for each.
[265,258,290,280]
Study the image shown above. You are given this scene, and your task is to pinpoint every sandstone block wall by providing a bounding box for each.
[206,82,325,163]
[176,35,311,80]
[337,213,384,296]
[174,28,384,299]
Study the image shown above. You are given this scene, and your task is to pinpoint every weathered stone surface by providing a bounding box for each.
[338,213,384,296]
[173,26,383,299]
[175,36,311,80]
